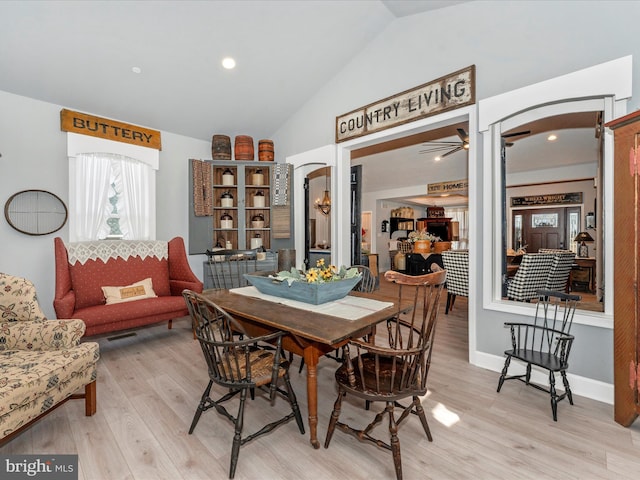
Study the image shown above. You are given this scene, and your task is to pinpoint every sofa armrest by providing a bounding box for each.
[54,236,75,318]
[170,279,203,295]
[168,237,203,294]
[0,319,86,351]
[53,290,76,319]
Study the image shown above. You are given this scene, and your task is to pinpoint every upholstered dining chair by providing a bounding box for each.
[441,250,469,314]
[497,289,580,421]
[324,269,446,480]
[183,290,305,479]
[506,253,555,301]
[539,249,576,292]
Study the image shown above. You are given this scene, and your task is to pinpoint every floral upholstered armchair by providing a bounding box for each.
[0,272,100,444]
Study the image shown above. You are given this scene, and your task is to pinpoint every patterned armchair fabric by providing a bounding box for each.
[0,273,47,322]
[0,318,86,351]
[0,273,99,443]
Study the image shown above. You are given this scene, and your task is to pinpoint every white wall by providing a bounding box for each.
[0,90,210,318]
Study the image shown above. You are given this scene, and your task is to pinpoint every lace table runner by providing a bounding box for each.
[230,286,393,321]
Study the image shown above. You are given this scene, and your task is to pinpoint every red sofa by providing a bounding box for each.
[54,237,202,336]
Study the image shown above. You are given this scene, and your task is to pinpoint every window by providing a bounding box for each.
[479,56,632,324]
[67,133,158,242]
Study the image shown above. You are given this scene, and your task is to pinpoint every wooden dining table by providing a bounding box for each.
[201,287,401,449]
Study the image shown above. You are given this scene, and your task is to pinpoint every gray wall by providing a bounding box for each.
[271,1,640,386]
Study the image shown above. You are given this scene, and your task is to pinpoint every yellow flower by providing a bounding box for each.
[306,270,319,283]
[316,258,325,267]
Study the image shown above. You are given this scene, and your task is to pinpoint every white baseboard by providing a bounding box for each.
[472,351,613,405]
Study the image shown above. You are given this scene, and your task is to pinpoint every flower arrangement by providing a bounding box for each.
[407,229,441,243]
[273,259,360,285]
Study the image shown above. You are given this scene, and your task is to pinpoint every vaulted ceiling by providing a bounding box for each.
[0,1,472,142]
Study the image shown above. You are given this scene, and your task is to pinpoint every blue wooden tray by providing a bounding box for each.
[243,273,361,305]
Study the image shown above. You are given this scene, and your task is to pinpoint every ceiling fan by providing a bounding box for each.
[419,127,532,158]
[419,128,469,158]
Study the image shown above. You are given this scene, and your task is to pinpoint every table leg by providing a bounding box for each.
[303,346,321,449]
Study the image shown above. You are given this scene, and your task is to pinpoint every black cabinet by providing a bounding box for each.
[406,253,444,276]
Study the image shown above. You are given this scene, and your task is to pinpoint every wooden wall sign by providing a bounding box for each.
[510,192,583,207]
[427,179,469,195]
[335,65,475,143]
[60,109,162,150]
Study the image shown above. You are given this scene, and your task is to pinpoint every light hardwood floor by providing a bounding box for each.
[2,283,640,479]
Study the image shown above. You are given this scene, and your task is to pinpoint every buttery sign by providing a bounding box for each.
[335,65,475,143]
[60,109,162,150]
[511,192,583,207]
[427,179,469,195]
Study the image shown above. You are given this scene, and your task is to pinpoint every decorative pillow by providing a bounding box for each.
[101,278,157,305]
[0,273,47,322]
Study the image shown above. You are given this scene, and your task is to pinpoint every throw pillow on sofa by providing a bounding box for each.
[102,278,157,305]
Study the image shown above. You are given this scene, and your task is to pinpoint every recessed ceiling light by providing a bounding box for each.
[222,57,236,69]
[132,66,142,74]
[547,134,557,141]
[434,156,441,162]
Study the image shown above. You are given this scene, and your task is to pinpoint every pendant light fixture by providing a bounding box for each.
[314,170,331,216]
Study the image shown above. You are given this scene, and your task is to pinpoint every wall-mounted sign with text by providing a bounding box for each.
[60,109,162,150]
[335,65,475,143]
[511,192,583,207]
[427,179,469,195]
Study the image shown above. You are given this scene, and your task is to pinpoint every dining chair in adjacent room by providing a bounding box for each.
[497,289,580,421]
[206,249,258,290]
[183,290,305,479]
[441,250,469,314]
[506,253,555,301]
[324,269,446,480]
[351,264,378,293]
[539,249,576,292]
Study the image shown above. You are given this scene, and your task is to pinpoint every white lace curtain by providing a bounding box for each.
[71,152,151,241]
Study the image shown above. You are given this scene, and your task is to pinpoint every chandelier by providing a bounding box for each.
[314,171,331,216]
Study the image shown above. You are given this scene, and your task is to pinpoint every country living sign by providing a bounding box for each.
[335,65,475,143]
[511,192,583,207]
[60,109,162,150]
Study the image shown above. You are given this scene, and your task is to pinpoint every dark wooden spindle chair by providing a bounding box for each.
[324,269,446,480]
[497,289,580,421]
[206,249,258,290]
[183,290,305,479]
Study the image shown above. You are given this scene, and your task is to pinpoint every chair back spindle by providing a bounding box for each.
[206,249,258,290]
